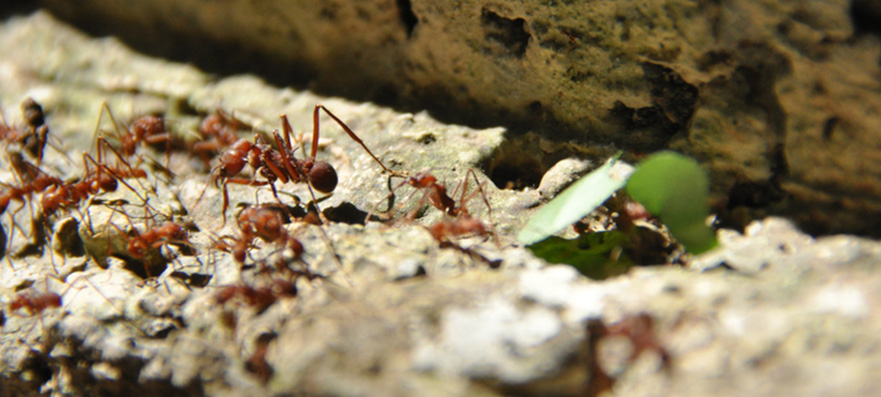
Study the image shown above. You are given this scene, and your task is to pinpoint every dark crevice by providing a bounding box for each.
[487,156,544,190]
[396,0,418,38]
[734,41,792,190]
[851,0,881,36]
[480,133,599,191]
[726,180,786,209]
[480,8,531,58]
[0,0,39,20]
[603,63,698,151]
[323,202,368,225]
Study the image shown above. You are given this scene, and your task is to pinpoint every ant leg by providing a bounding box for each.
[96,137,156,198]
[144,132,172,170]
[314,105,403,176]
[280,115,295,153]
[89,102,113,160]
[221,178,271,225]
[464,168,494,221]
[93,102,135,162]
[365,175,411,223]
[221,181,231,226]
[270,130,300,184]
[45,130,74,166]
[83,152,151,207]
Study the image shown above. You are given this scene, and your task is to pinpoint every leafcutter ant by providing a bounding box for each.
[208,105,403,224]
[92,103,174,173]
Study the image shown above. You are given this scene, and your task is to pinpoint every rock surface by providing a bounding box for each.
[41,0,881,236]
[0,10,880,397]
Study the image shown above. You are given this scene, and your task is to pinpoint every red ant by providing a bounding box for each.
[402,170,499,267]
[39,150,147,217]
[215,279,298,312]
[0,154,64,261]
[103,205,195,278]
[38,129,155,218]
[94,103,173,170]
[376,169,492,222]
[209,105,402,224]
[426,213,501,268]
[211,205,306,269]
[0,171,62,216]
[6,279,65,346]
[125,220,189,259]
[586,314,670,395]
[8,290,62,316]
[190,110,246,166]
[426,213,492,243]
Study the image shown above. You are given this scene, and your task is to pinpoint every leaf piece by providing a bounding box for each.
[518,153,631,245]
[625,151,717,254]
[527,231,634,280]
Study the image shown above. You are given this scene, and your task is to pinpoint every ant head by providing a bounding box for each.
[160,221,187,240]
[128,239,148,258]
[200,114,223,136]
[132,116,164,136]
[409,172,437,188]
[309,161,337,193]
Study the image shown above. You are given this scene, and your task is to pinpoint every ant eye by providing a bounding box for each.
[309,161,337,193]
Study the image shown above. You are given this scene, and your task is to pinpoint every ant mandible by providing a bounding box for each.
[211,105,403,223]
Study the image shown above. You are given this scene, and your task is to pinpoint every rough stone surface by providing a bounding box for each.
[40,0,881,236]
[1,10,881,397]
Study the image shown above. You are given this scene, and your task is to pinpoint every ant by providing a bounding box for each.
[93,103,173,171]
[209,105,402,224]
[190,110,246,167]
[39,150,146,217]
[212,205,306,271]
[214,279,298,313]
[6,278,66,348]
[0,169,62,216]
[586,314,670,395]
[39,128,156,218]
[375,169,492,222]
[19,98,49,162]
[8,290,62,317]
[402,170,499,267]
[426,213,501,268]
[103,205,195,278]
[0,154,63,261]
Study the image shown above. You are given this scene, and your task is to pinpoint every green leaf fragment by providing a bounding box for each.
[527,231,635,280]
[625,151,717,254]
[518,153,630,245]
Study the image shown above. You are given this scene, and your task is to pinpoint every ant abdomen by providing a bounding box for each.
[308,161,337,193]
